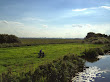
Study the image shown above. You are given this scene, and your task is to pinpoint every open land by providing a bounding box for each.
[0,39,104,74]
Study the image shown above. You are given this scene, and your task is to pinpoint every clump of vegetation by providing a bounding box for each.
[82,48,104,58]
[0,34,20,44]
[102,44,110,53]
[0,54,85,82]
[86,37,110,44]
[95,48,104,55]
[82,48,99,58]
[85,32,110,44]
[85,32,108,39]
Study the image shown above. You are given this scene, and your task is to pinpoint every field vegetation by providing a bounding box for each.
[0,33,110,81]
[0,38,83,48]
[0,34,20,44]
[85,32,110,44]
[0,43,103,74]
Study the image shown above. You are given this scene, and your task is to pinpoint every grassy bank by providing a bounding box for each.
[1,54,85,82]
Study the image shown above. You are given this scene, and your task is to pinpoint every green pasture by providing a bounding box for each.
[0,43,103,75]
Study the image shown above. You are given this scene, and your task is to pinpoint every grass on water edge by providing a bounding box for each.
[0,43,104,75]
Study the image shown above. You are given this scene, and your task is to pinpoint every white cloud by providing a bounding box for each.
[0,20,50,37]
[0,20,38,37]
[101,6,110,10]
[62,24,110,38]
[72,24,92,28]
[72,6,110,12]
[0,20,110,38]
[23,17,37,21]
[42,25,48,28]
[86,24,92,27]
[22,17,45,22]
[1,20,9,24]
[72,8,87,11]
[72,24,82,28]
[0,20,24,26]
[89,7,98,9]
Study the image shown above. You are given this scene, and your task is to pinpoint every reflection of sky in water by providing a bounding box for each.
[72,66,107,82]
[72,55,110,82]
[86,55,110,70]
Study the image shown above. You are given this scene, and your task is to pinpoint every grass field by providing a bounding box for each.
[0,43,104,75]
[20,38,83,44]
[0,38,83,48]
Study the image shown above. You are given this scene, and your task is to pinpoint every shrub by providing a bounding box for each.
[83,48,99,58]
[83,48,104,58]
[95,48,104,55]
[85,32,110,44]
[102,44,110,53]
[0,34,20,44]
[85,37,110,44]
[63,55,69,61]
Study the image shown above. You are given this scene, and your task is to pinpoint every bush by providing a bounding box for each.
[85,37,110,44]
[92,37,110,44]
[85,32,110,44]
[95,48,104,55]
[83,48,98,58]
[102,44,110,53]
[83,48,104,58]
[0,34,20,44]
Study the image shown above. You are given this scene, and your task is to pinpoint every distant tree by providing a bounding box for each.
[0,34,20,43]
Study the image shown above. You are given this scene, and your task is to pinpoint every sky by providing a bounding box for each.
[0,0,110,38]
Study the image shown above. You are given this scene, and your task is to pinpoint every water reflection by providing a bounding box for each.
[72,66,106,82]
[82,57,99,63]
[72,55,110,82]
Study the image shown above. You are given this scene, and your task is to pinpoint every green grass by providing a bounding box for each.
[0,43,104,75]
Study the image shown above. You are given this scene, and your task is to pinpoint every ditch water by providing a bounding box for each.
[72,54,110,82]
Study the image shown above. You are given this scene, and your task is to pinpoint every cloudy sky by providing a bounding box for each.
[0,0,110,38]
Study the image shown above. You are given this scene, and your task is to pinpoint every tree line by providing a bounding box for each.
[0,34,20,43]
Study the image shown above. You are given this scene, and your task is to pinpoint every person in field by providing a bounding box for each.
[42,52,44,58]
[38,49,45,58]
[38,49,42,58]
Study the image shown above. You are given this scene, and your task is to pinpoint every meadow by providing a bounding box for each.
[0,42,103,75]
[0,38,83,48]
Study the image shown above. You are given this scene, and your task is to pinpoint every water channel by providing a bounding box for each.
[72,54,110,82]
